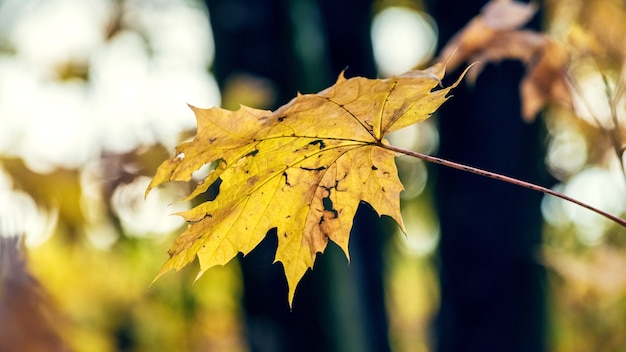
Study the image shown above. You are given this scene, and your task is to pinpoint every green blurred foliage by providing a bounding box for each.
[28,233,245,351]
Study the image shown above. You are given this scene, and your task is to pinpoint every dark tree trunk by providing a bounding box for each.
[426,1,548,351]
[205,1,390,351]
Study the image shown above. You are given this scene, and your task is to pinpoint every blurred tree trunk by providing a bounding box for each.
[205,1,390,351]
[426,1,547,351]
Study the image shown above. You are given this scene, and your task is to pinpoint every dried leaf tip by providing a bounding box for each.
[398,62,445,86]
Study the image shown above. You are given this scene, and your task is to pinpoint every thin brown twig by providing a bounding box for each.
[382,143,626,228]
[601,73,626,178]
[567,64,626,179]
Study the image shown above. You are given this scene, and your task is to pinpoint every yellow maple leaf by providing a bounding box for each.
[147,63,463,305]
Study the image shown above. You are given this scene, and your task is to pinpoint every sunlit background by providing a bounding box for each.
[1,0,625,351]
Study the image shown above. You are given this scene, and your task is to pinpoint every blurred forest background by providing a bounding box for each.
[0,0,625,351]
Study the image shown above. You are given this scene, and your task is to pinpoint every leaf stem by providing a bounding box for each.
[382,143,626,228]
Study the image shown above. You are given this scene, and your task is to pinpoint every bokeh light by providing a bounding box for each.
[371,6,437,77]
[0,0,220,242]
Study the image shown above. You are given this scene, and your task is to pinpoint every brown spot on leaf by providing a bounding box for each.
[245,149,259,157]
[301,166,327,172]
[308,140,326,149]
